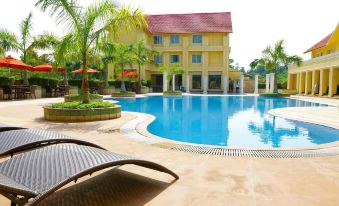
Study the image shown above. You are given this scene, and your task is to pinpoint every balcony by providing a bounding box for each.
[289,52,339,73]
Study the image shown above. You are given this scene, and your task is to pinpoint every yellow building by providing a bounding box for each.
[288,24,339,97]
[109,12,245,93]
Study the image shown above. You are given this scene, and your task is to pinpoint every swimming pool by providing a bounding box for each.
[108,95,339,148]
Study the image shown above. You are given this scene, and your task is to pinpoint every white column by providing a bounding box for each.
[265,74,270,93]
[163,73,168,92]
[172,74,175,91]
[203,75,208,94]
[254,75,258,94]
[223,75,228,94]
[329,67,334,97]
[269,73,275,93]
[186,74,190,93]
[319,69,323,96]
[233,81,236,93]
[240,75,244,94]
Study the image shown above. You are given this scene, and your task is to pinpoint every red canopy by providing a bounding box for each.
[33,64,66,73]
[0,56,32,70]
[71,68,99,74]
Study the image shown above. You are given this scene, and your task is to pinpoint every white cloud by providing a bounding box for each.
[1,0,338,69]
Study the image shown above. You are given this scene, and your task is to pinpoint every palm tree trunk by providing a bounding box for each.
[23,70,29,85]
[273,69,278,93]
[137,63,141,93]
[104,63,109,87]
[121,64,126,92]
[82,55,90,103]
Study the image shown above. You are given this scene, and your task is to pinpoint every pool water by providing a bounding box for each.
[109,96,339,148]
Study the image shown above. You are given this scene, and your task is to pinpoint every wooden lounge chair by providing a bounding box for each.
[0,128,104,158]
[0,144,179,206]
[0,124,25,132]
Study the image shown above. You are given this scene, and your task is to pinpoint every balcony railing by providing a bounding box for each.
[289,52,339,71]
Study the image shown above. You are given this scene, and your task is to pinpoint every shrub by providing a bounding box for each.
[163,90,182,96]
[51,101,115,109]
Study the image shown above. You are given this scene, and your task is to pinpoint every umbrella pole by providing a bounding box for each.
[48,72,50,86]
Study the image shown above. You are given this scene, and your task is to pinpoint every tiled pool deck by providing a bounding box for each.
[0,95,338,205]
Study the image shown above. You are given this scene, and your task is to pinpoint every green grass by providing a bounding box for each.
[51,101,115,109]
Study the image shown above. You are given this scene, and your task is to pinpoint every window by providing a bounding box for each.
[192,54,202,64]
[154,55,163,64]
[192,75,202,89]
[170,35,180,44]
[170,55,180,63]
[153,36,163,44]
[208,75,221,89]
[192,35,202,44]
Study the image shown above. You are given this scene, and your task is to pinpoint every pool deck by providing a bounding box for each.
[269,95,339,130]
[0,96,338,205]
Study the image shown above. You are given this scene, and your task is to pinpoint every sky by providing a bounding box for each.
[0,0,338,70]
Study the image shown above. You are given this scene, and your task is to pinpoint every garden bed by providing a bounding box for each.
[44,101,121,122]
[260,93,290,97]
[112,91,136,97]
[64,94,103,102]
[163,91,182,96]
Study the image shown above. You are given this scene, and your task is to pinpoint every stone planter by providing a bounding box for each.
[163,91,182,96]
[140,87,148,94]
[64,94,103,102]
[100,87,115,95]
[44,105,121,122]
[112,91,136,98]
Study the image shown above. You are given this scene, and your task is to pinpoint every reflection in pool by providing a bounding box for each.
[107,96,339,148]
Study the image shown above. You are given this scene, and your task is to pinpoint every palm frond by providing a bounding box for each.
[35,0,82,33]
[20,12,33,51]
[0,29,18,56]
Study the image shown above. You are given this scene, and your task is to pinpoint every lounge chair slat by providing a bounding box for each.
[0,129,105,158]
[0,144,178,205]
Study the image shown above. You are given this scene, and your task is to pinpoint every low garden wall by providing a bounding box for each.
[44,105,121,122]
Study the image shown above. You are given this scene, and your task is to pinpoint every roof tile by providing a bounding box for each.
[147,12,232,34]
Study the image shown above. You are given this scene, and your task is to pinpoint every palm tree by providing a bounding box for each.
[159,63,185,91]
[0,13,57,85]
[98,40,116,88]
[113,43,136,91]
[36,0,146,103]
[250,40,302,93]
[0,29,18,57]
[132,40,157,93]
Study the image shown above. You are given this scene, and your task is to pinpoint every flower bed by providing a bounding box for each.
[112,91,136,97]
[163,90,182,96]
[64,94,103,102]
[44,101,121,122]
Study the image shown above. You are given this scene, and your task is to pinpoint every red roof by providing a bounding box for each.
[147,12,232,34]
[304,33,332,53]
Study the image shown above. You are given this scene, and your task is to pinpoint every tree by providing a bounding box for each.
[250,40,302,93]
[113,43,136,91]
[36,0,146,103]
[0,29,18,57]
[99,40,116,88]
[132,40,157,93]
[0,13,57,85]
[159,63,185,91]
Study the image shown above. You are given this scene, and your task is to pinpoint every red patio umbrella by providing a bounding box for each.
[124,71,138,77]
[71,68,99,74]
[0,56,33,85]
[32,64,66,73]
[32,64,67,86]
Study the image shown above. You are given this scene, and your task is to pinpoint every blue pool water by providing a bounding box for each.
[108,96,339,148]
